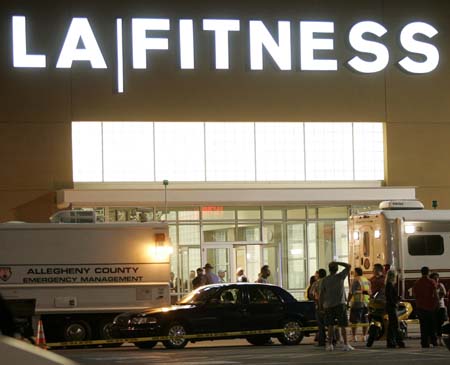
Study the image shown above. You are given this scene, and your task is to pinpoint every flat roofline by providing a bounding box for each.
[57,184,416,209]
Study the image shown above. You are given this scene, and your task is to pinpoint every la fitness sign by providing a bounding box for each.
[12,16,440,92]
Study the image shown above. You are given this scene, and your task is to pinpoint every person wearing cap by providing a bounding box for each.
[236,267,248,282]
[204,263,220,285]
[218,269,227,283]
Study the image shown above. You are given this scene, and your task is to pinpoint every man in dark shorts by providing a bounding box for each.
[319,261,353,351]
[348,267,371,342]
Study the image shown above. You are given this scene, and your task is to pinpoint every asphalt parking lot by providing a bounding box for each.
[57,334,450,365]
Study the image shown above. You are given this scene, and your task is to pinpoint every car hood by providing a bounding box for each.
[119,305,197,319]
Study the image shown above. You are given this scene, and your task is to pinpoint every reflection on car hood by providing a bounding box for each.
[118,305,196,319]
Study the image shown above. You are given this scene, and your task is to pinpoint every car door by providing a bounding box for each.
[193,286,244,334]
[243,286,286,331]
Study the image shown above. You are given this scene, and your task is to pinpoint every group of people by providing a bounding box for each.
[307,262,449,352]
[190,264,271,289]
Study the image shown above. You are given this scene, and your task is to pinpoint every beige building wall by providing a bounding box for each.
[0,0,449,220]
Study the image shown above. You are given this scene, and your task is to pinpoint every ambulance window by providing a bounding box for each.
[363,231,370,257]
[408,235,444,256]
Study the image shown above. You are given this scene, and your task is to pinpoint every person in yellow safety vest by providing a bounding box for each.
[348,267,371,342]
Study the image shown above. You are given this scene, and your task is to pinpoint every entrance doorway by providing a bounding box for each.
[201,242,270,284]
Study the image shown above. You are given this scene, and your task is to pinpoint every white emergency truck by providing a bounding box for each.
[349,200,450,302]
[0,218,172,343]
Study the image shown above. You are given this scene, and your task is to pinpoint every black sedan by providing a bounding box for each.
[111,283,316,349]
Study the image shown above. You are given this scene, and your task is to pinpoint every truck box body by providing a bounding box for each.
[349,201,450,304]
[0,222,171,342]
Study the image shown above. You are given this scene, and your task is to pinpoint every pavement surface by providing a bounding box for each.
[56,334,450,365]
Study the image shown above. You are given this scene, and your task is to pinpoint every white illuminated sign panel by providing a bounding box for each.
[10,15,441,93]
[249,20,291,71]
[56,17,107,69]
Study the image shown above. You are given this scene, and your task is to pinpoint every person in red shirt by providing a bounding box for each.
[412,266,439,348]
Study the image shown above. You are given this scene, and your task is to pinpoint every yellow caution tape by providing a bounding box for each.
[45,322,377,348]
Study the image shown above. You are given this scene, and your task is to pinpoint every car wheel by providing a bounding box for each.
[246,335,272,346]
[162,322,188,349]
[135,341,157,349]
[98,320,123,348]
[277,320,303,345]
[63,320,92,342]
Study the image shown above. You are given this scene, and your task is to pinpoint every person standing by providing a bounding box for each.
[311,268,327,347]
[204,263,220,284]
[348,267,371,342]
[306,272,319,301]
[192,267,205,289]
[430,272,448,346]
[255,265,271,283]
[413,266,439,348]
[319,261,354,351]
[385,270,406,348]
[236,267,248,282]
[218,269,227,283]
[369,263,385,297]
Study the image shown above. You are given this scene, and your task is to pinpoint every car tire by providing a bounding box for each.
[63,320,92,342]
[277,320,304,345]
[246,335,272,346]
[135,341,157,349]
[98,320,123,348]
[162,322,188,349]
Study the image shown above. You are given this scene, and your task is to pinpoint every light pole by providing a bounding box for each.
[163,180,169,221]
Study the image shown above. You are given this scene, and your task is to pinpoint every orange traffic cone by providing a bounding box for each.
[36,320,47,349]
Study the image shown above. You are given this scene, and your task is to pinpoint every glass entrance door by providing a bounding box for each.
[201,243,234,283]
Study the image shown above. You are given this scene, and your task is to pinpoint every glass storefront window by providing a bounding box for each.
[155,209,177,221]
[308,208,317,219]
[287,207,306,220]
[317,221,334,269]
[178,225,200,246]
[237,223,260,242]
[318,206,349,219]
[263,208,283,220]
[178,208,200,221]
[307,222,318,278]
[203,224,236,242]
[263,223,283,244]
[237,208,261,220]
[287,223,306,289]
[202,207,235,220]
[335,221,349,262]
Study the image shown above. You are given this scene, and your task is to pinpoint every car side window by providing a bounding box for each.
[249,287,282,304]
[218,288,240,304]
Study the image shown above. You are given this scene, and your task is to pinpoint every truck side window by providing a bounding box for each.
[363,231,370,257]
[408,235,444,256]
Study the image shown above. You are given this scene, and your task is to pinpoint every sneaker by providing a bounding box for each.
[326,344,334,351]
[342,344,355,351]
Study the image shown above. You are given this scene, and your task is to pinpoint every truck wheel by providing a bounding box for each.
[135,341,157,349]
[99,321,123,348]
[246,335,272,345]
[277,320,303,345]
[162,322,188,349]
[63,320,92,342]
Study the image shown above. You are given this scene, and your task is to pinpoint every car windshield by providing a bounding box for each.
[177,286,220,305]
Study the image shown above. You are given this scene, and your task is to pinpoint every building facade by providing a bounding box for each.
[1,0,449,294]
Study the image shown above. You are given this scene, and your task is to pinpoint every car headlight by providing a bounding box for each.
[131,316,158,325]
